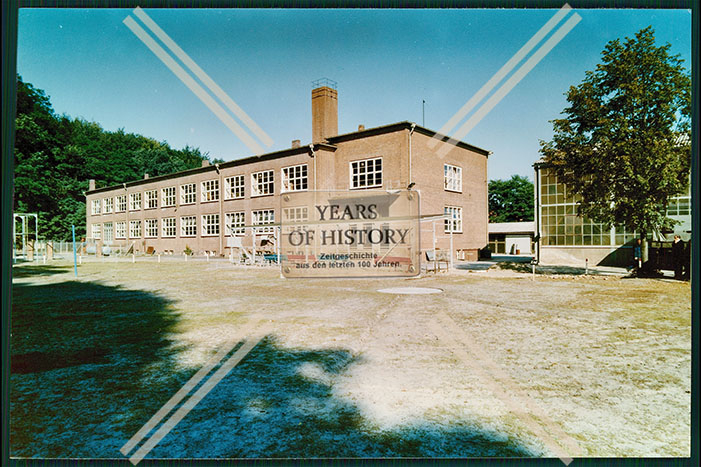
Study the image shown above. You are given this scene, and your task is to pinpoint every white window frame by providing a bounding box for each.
[281,164,308,192]
[91,199,101,215]
[201,213,220,236]
[145,189,158,209]
[224,175,245,200]
[251,170,274,197]
[444,164,462,193]
[225,212,246,236]
[444,206,463,233]
[129,220,142,238]
[129,192,142,211]
[116,194,127,213]
[91,223,101,240]
[162,186,176,207]
[201,179,220,203]
[162,217,177,237]
[103,222,114,243]
[115,221,126,239]
[180,183,196,205]
[180,216,197,237]
[145,218,158,238]
[252,209,275,235]
[103,197,113,214]
[350,157,383,189]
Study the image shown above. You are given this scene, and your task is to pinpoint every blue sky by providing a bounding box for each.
[17,7,691,181]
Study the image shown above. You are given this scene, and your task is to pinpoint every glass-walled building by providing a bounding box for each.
[534,163,691,266]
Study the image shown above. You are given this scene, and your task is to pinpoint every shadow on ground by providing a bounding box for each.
[147,336,538,459]
[11,281,539,459]
[10,280,187,458]
[11,264,73,279]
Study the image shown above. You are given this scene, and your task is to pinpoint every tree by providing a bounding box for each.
[489,175,534,222]
[539,27,691,271]
[13,75,212,241]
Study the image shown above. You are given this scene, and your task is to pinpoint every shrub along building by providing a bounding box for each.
[86,81,491,261]
[533,161,691,267]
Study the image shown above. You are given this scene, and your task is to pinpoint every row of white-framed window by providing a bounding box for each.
[90,160,463,216]
[89,210,276,241]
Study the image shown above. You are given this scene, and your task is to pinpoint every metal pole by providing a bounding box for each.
[22,215,27,258]
[276,226,281,265]
[72,225,78,277]
[12,215,16,263]
[449,229,454,269]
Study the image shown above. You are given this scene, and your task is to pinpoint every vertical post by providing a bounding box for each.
[532,262,535,281]
[22,216,27,258]
[72,225,78,277]
[585,258,588,275]
[276,226,281,265]
[252,226,257,265]
[449,229,454,269]
[158,254,161,263]
[432,220,437,272]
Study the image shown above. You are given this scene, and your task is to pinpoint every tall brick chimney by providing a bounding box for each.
[311,78,338,142]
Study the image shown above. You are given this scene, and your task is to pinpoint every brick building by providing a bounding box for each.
[86,82,491,261]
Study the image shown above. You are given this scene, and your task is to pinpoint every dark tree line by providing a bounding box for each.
[14,75,213,240]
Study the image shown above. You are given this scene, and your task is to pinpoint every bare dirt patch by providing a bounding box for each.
[10,259,691,459]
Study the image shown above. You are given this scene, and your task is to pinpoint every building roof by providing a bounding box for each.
[488,221,535,234]
[327,121,492,156]
[87,121,490,194]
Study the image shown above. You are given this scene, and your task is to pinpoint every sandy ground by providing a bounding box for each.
[10,258,691,460]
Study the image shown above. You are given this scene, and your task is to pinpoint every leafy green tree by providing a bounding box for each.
[488,175,534,222]
[539,27,691,270]
[13,75,211,241]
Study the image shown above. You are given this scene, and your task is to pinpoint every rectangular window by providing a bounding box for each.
[145,219,158,238]
[145,190,158,209]
[202,213,220,236]
[162,217,176,237]
[181,216,197,237]
[225,175,245,199]
[282,206,309,224]
[115,221,126,239]
[444,164,462,192]
[103,222,113,243]
[129,220,142,238]
[444,206,463,233]
[225,212,245,236]
[350,157,382,189]
[91,223,101,240]
[201,179,220,202]
[251,170,274,196]
[282,164,308,192]
[116,195,127,212]
[129,192,142,211]
[91,199,101,215]
[180,183,196,205]
[252,209,275,234]
[162,186,176,207]
[103,197,113,214]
